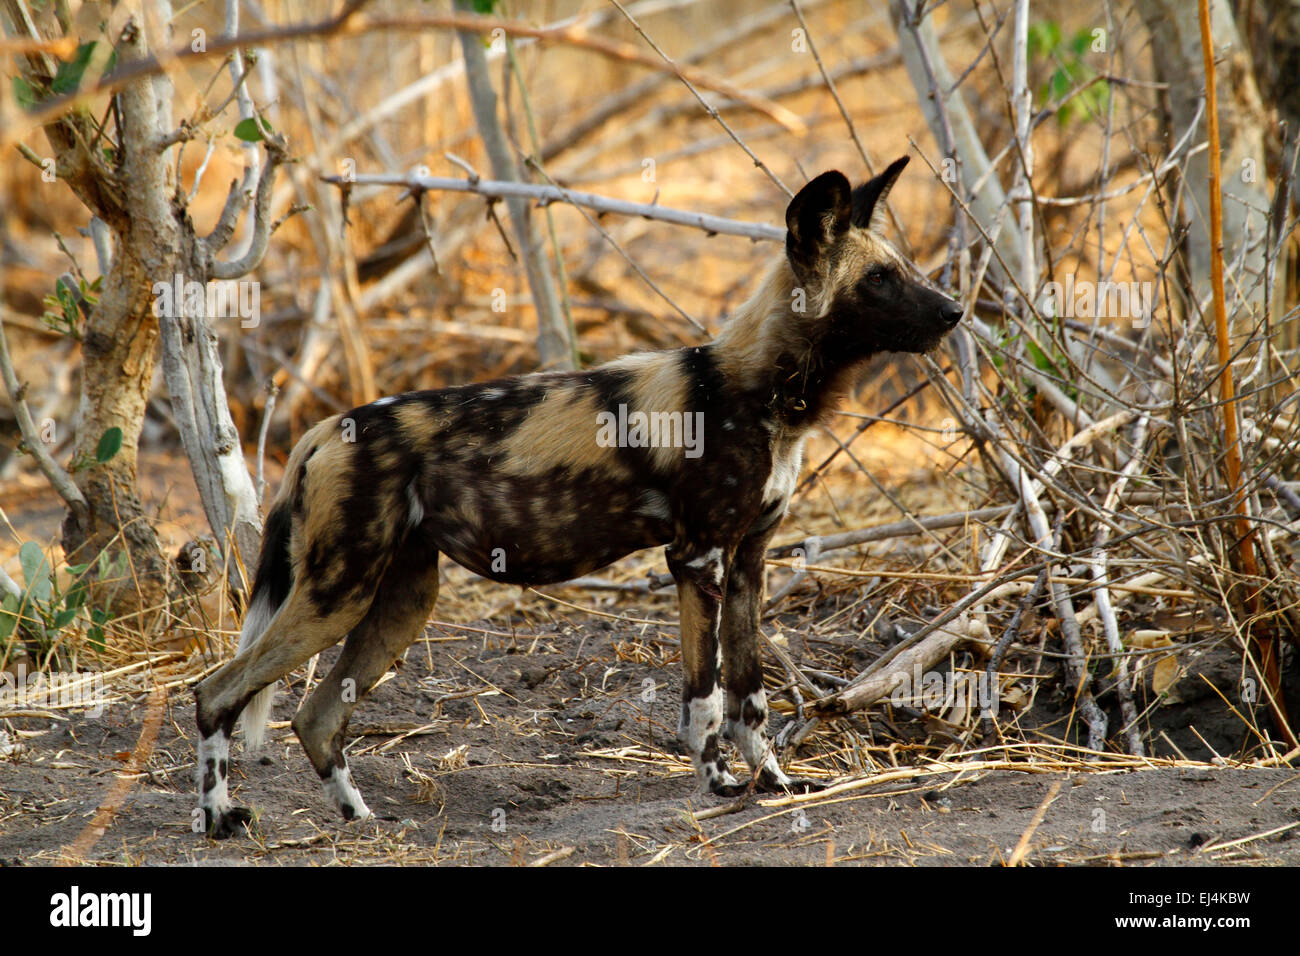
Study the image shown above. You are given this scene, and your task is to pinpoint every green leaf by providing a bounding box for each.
[1027,21,1061,59]
[1025,337,1054,374]
[96,549,126,588]
[55,277,78,326]
[233,117,262,141]
[471,0,498,12]
[1047,67,1071,103]
[95,427,123,463]
[233,116,272,142]
[19,542,53,606]
[12,76,39,110]
[51,42,98,95]
[1079,83,1109,122]
[65,581,88,611]
[53,606,78,630]
[0,593,19,642]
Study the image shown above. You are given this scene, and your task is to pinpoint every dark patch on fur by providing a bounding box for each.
[249,501,293,614]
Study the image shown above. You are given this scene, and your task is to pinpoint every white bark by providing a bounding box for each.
[454,0,574,370]
[330,172,787,242]
[158,0,271,589]
[888,0,1025,288]
[159,309,262,592]
[1010,0,1036,310]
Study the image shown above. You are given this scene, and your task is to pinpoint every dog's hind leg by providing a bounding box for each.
[292,535,441,822]
[195,587,377,838]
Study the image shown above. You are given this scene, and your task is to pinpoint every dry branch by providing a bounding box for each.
[1198,0,1293,746]
[322,172,787,242]
[811,614,985,717]
[609,0,796,196]
[769,506,1015,559]
[889,0,1024,285]
[1091,416,1150,757]
[541,0,827,164]
[2,8,805,150]
[0,317,88,525]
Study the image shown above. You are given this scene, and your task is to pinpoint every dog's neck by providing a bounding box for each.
[710,257,867,430]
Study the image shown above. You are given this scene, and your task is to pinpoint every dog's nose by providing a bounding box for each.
[941,300,963,329]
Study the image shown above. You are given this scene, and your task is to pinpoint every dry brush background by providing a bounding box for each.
[1,0,1299,865]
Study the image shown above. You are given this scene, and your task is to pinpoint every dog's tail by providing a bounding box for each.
[234,499,291,750]
[236,416,337,749]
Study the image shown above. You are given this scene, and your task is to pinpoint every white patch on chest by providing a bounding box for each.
[685,547,726,587]
[761,436,806,511]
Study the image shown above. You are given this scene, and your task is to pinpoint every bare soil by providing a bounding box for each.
[3,608,1298,867]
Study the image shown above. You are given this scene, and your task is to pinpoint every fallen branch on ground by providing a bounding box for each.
[811,614,988,717]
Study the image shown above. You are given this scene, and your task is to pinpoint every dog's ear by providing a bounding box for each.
[785,170,852,282]
[851,155,909,232]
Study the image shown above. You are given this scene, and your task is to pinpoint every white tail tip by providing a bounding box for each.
[235,592,278,751]
[240,681,277,751]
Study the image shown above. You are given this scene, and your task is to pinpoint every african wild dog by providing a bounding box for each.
[195,156,962,837]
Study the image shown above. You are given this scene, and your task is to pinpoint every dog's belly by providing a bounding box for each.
[421,472,674,586]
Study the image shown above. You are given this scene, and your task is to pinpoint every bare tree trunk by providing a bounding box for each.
[2,1,180,616]
[157,251,266,597]
[1237,0,1300,207]
[888,0,1025,290]
[1237,0,1300,359]
[454,0,575,370]
[1135,0,1272,319]
[3,0,288,620]
[157,0,277,595]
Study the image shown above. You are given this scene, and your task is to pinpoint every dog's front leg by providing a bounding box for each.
[721,529,824,794]
[666,543,743,796]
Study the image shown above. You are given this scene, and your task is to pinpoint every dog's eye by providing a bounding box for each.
[867,269,886,286]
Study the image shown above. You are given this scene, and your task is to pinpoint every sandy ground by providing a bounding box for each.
[3,610,1298,867]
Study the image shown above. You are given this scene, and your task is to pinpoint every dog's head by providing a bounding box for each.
[784,157,962,356]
